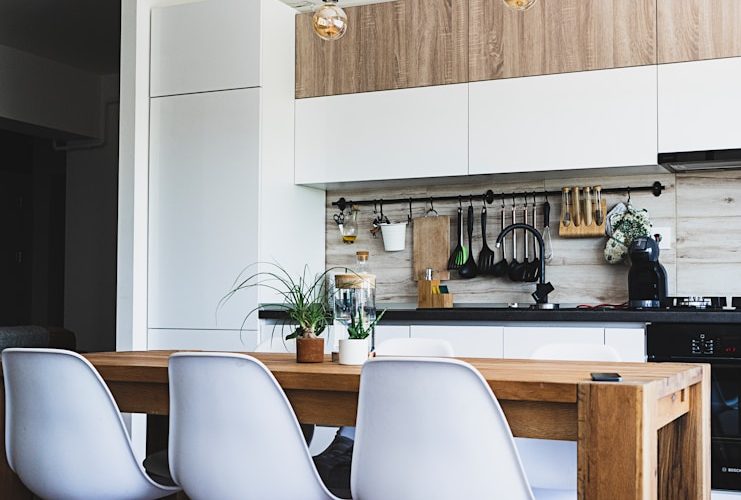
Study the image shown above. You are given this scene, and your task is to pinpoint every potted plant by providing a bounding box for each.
[339,310,385,365]
[220,264,333,363]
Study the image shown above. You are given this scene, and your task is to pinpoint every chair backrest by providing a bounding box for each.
[1,348,175,500]
[351,358,534,500]
[254,335,296,353]
[374,337,454,357]
[168,352,336,500]
[531,343,622,362]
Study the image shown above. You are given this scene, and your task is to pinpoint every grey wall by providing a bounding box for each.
[64,75,119,352]
[325,170,740,305]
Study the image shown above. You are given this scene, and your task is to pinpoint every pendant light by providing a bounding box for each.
[312,0,348,41]
[503,0,538,11]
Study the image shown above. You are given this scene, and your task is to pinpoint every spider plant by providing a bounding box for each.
[219,263,338,341]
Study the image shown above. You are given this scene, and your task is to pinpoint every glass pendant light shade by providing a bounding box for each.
[503,0,538,11]
[313,1,348,41]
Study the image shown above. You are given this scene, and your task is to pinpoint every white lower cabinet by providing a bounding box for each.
[148,329,258,352]
[373,325,411,347]
[410,325,504,358]
[605,327,646,362]
[503,327,604,359]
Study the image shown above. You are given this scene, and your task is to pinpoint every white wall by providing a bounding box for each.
[65,74,120,353]
[0,44,100,138]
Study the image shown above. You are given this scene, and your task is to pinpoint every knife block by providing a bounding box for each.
[417,280,454,309]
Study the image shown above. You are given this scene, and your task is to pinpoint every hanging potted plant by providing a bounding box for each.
[220,264,333,363]
[339,310,385,366]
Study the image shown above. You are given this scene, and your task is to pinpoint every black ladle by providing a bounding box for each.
[491,199,509,278]
[458,204,478,279]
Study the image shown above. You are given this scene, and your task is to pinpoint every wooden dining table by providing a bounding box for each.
[1,351,710,499]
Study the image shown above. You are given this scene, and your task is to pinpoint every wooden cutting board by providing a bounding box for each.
[413,216,451,281]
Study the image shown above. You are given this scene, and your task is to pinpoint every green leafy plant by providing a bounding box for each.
[219,263,336,340]
[347,309,386,340]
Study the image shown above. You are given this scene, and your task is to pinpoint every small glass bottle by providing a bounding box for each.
[341,206,359,244]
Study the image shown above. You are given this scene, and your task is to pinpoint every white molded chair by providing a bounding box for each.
[1,348,179,500]
[351,357,571,500]
[374,337,454,357]
[168,352,341,500]
[517,343,621,494]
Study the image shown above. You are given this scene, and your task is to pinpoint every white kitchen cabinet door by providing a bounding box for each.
[373,325,411,347]
[410,325,503,358]
[148,329,258,352]
[659,57,741,153]
[150,0,261,97]
[503,327,604,360]
[470,66,658,175]
[149,88,260,331]
[605,327,646,362]
[295,84,469,184]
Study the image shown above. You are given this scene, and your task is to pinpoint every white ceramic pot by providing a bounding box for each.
[338,338,370,365]
[380,222,408,252]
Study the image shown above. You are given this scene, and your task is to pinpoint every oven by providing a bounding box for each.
[648,323,741,491]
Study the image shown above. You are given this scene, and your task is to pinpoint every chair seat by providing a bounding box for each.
[532,488,577,500]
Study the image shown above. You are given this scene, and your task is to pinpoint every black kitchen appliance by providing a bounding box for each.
[648,322,741,491]
[628,237,668,309]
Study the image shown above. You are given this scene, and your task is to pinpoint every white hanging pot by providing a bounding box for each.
[379,222,408,252]
[338,338,370,365]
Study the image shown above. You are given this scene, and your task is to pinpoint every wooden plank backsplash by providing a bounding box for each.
[325,171,741,304]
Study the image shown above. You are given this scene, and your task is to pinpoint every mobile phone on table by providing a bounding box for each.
[591,372,622,382]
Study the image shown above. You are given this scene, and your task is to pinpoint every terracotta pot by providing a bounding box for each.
[296,337,325,363]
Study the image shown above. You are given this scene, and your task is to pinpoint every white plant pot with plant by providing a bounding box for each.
[338,310,385,366]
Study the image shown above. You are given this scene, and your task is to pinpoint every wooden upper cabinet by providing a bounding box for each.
[468,0,656,82]
[295,0,468,98]
[658,0,741,64]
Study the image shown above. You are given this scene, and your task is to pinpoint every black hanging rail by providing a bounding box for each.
[332,181,666,212]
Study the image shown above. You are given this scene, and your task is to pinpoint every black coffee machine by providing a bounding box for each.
[628,236,668,309]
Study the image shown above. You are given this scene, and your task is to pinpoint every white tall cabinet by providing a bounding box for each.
[147,0,324,351]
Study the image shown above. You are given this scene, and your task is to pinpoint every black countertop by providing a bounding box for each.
[259,304,741,325]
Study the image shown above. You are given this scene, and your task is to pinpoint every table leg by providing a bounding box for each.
[578,383,657,499]
[657,367,711,500]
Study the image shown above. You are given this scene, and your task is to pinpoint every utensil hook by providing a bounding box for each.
[426,197,438,217]
[408,198,413,222]
[458,196,462,209]
[627,188,632,205]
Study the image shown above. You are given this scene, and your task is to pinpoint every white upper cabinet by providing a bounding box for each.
[150,0,261,97]
[469,66,658,175]
[148,88,260,331]
[295,84,469,184]
[658,57,741,153]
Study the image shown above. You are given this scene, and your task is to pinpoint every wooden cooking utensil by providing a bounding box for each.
[413,215,451,281]
[584,186,593,226]
[572,186,581,227]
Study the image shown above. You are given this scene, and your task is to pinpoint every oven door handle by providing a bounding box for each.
[650,355,741,366]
